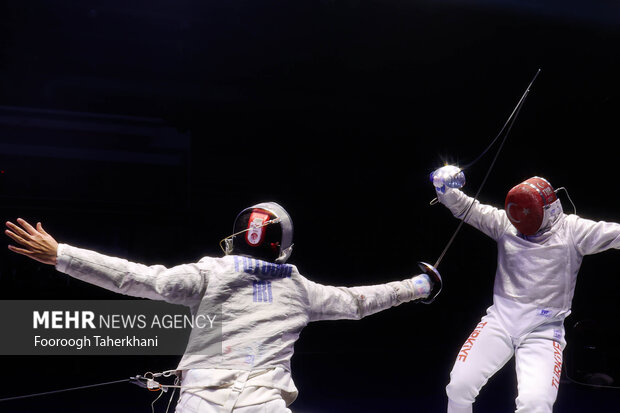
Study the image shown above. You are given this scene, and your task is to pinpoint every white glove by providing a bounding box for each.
[430,165,465,193]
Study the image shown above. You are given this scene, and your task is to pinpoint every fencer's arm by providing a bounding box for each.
[54,244,206,305]
[303,276,426,322]
[6,218,206,306]
[436,188,510,241]
[571,216,620,256]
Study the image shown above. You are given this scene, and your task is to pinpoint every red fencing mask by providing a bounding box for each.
[505,177,557,236]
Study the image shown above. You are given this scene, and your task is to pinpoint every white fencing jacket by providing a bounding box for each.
[437,188,620,338]
[56,244,424,406]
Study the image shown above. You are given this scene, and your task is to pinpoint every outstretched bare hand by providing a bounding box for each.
[5,218,59,265]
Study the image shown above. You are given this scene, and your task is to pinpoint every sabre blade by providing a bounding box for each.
[432,69,541,269]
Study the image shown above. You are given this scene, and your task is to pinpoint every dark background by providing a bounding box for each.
[1,0,619,411]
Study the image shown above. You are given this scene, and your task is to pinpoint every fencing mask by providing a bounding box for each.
[222,202,294,263]
[505,177,562,236]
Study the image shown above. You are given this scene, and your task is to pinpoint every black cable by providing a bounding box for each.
[0,378,130,403]
[461,69,541,171]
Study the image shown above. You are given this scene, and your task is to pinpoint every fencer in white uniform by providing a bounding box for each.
[431,165,620,413]
[5,202,442,413]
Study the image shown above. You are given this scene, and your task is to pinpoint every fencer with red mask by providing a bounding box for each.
[431,165,620,413]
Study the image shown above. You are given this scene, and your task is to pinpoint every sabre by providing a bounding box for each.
[431,69,542,270]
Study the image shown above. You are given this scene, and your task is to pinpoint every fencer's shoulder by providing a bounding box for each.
[553,213,602,238]
[562,213,597,227]
[564,213,620,229]
[196,255,219,264]
[195,255,232,270]
[285,261,301,273]
[282,265,316,285]
[560,214,578,224]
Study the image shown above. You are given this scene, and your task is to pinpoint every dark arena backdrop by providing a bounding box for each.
[1,1,619,412]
